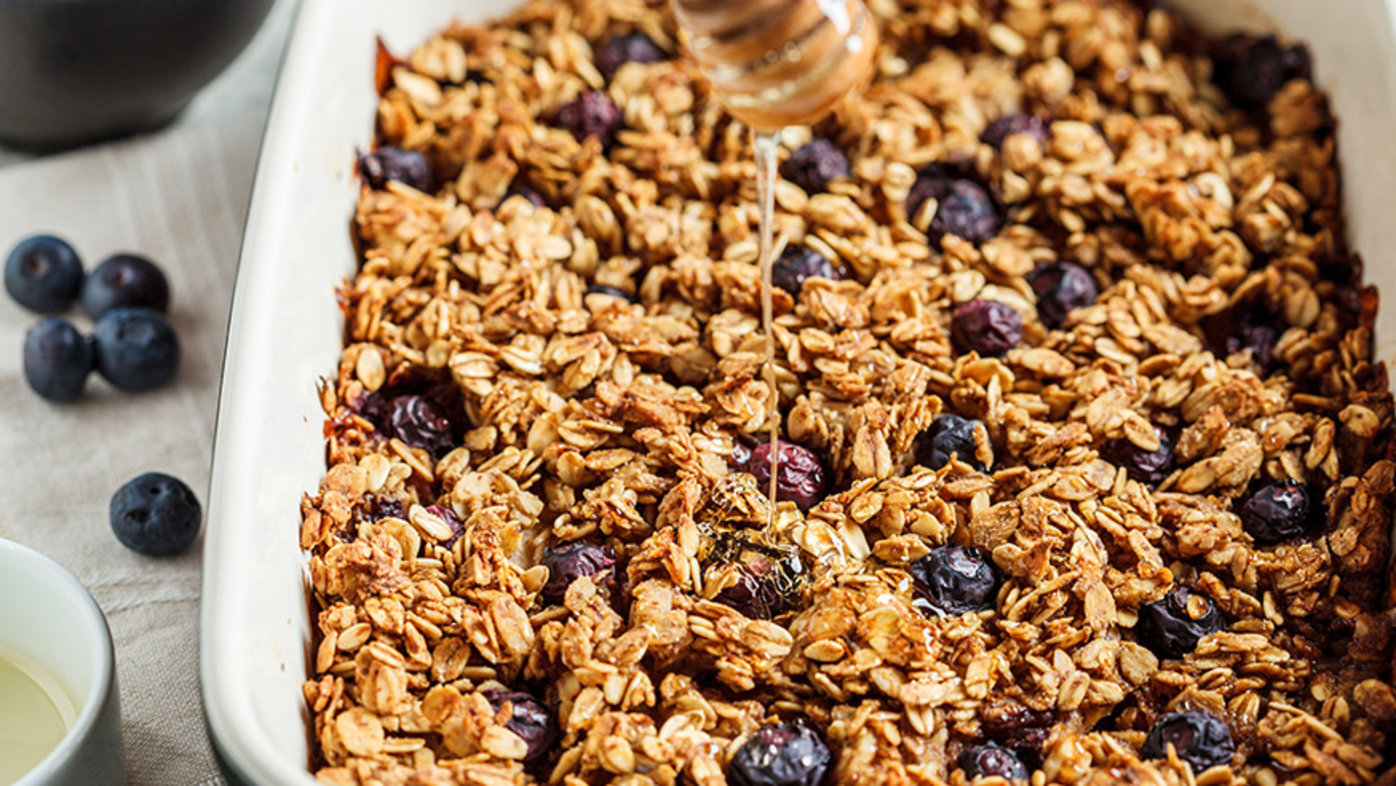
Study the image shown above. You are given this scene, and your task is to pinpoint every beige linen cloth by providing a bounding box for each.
[0,3,293,783]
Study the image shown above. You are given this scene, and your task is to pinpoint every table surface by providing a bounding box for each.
[0,2,294,783]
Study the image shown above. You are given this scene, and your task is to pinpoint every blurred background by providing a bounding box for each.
[0,1,295,782]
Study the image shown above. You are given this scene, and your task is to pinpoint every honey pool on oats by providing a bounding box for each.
[298,1,1396,784]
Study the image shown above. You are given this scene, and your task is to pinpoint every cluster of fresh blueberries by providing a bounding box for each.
[5,234,200,557]
[344,30,1313,783]
[6,234,179,401]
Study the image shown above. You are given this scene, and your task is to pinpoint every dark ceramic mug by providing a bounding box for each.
[0,0,275,151]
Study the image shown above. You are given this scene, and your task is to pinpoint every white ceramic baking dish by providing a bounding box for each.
[200,0,1396,783]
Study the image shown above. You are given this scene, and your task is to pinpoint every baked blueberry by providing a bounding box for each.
[81,253,169,318]
[749,440,827,512]
[780,139,850,194]
[481,689,558,763]
[424,504,465,548]
[958,743,1029,781]
[909,545,999,617]
[109,472,202,556]
[1101,432,1174,486]
[1225,321,1280,375]
[714,545,801,620]
[595,32,667,80]
[1028,262,1098,328]
[365,495,405,522]
[1136,586,1227,659]
[359,147,435,193]
[730,440,753,471]
[907,167,1002,244]
[556,90,622,148]
[92,307,180,392]
[916,414,988,472]
[771,245,841,297]
[585,284,639,304]
[1316,252,1362,287]
[1213,34,1311,110]
[714,555,787,619]
[23,318,94,403]
[952,299,1023,356]
[499,185,546,209]
[1239,481,1314,544]
[981,114,1050,149]
[729,723,831,786]
[387,394,455,456]
[539,540,617,603]
[981,706,1056,768]
[4,234,83,313]
[1140,710,1235,771]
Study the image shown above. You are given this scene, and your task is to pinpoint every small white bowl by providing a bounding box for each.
[0,539,124,786]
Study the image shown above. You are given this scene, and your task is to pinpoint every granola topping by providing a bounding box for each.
[302,1,1396,784]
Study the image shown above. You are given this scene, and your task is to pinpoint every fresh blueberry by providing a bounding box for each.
[23,318,93,403]
[359,147,435,193]
[952,299,1023,356]
[1213,34,1311,110]
[981,114,1050,150]
[109,472,202,556]
[1028,262,1099,328]
[959,743,1029,781]
[480,689,558,763]
[729,723,831,786]
[595,32,667,80]
[387,394,455,457]
[713,542,802,620]
[4,234,83,313]
[1239,481,1314,544]
[780,139,850,194]
[771,245,841,297]
[748,440,827,512]
[585,284,639,304]
[1100,431,1174,486]
[556,91,622,149]
[907,166,1003,244]
[909,545,1000,617]
[1137,586,1228,660]
[81,254,169,318]
[91,307,180,392]
[916,413,988,472]
[539,540,617,603]
[1140,710,1236,772]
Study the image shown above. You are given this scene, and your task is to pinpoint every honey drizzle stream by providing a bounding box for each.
[754,130,781,522]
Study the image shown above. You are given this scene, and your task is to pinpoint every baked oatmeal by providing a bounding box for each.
[298,1,1396,783]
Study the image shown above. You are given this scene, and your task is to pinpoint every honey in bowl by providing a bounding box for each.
[0,651,76,783]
